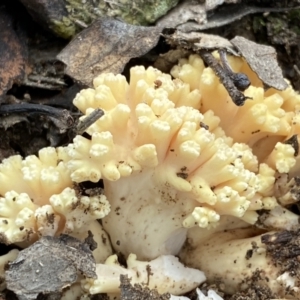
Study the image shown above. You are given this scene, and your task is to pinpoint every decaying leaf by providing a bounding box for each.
[5,235,96,300]
[156,2,207,29]
[120,275,170,300]
[0,9,26,102]
[156,0,244,32]
[57,17,162,86]
[166,31,236,53]
[155,31,236,73]
[165,31,288,91]
[154,49,191,73]
[231,36,288,90]
[164,32,248,107]
[169,2,300,32]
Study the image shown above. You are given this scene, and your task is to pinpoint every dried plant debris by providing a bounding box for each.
[0,122,46,161]
[75,108,104,136]
[154,48,191,74]
[25,54,67,91]
[157,0,273,30]
[156,1,207,29]
[166,31,236,53]
[166,32,287,92]
[5,235,96,300]
[218,48,250,91]
[0,104,73,128]
[0,107,73,161]
[22,23,68,91]
[0,85,80,155]
[120,275,171,300]
[25,84,81,109]
[168,1,300,32]
[0,103,74,149]
[0,9,26,102]
[165,32,252,106]
[156,0,241,30]
[199,49,250,106]
[57,17,162,86]
[231,36,288,90]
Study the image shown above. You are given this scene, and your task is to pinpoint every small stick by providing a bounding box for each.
[76,108,104,135]
[0,103,74,136]
[0,103,73,126]
[218,49,251,92]
[199,49,251,106]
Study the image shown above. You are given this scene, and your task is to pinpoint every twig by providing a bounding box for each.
[199,49,251,106]
[76,108,104,135]
[218,48,250,92]
[0,103,74,129]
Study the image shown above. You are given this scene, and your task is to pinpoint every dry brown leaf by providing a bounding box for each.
[57,17,162,86]
[0,9,26,103]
